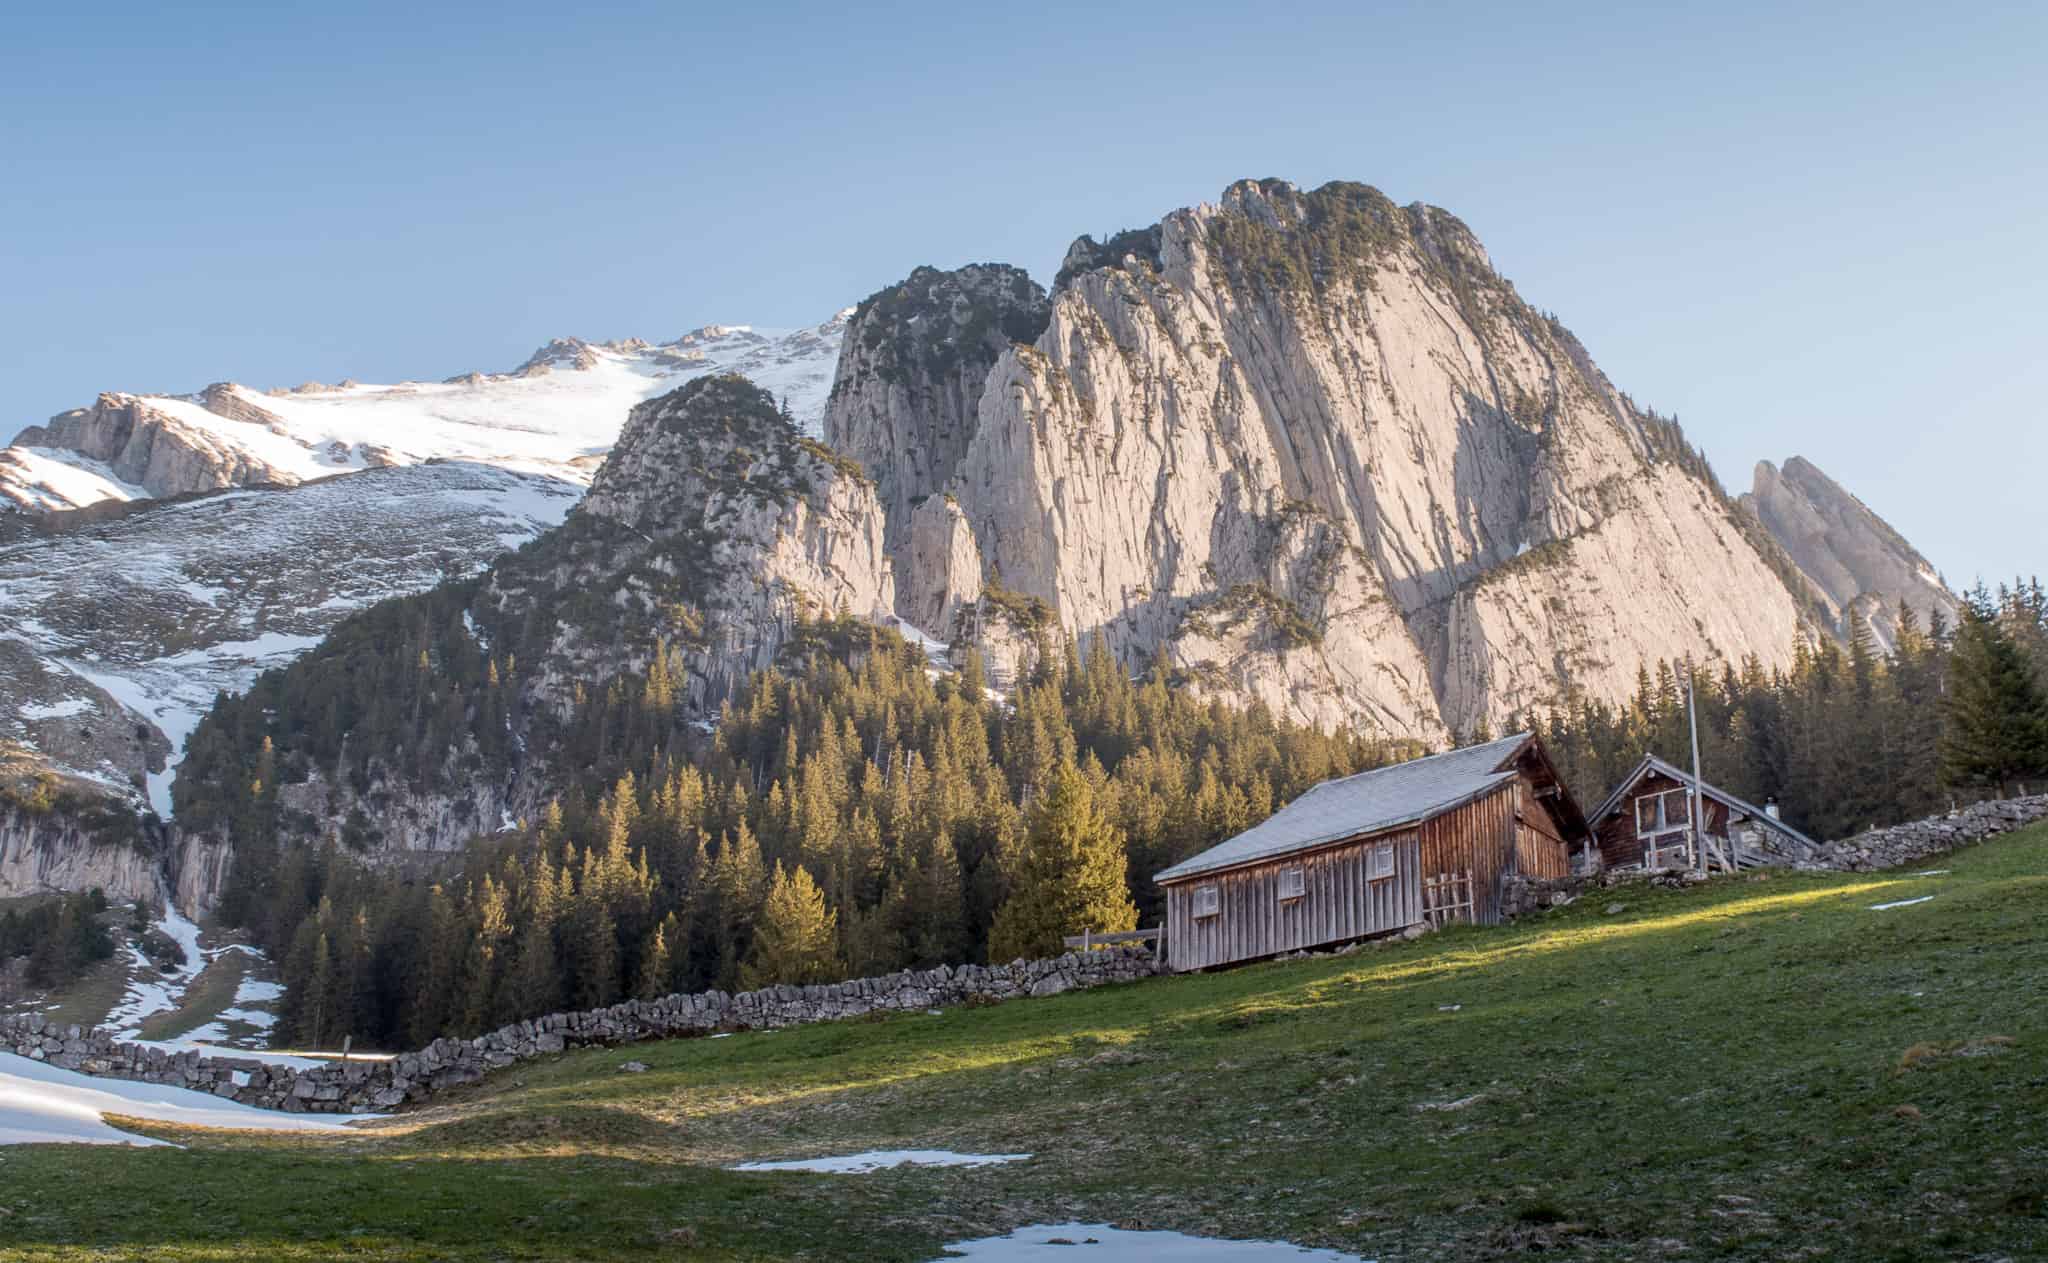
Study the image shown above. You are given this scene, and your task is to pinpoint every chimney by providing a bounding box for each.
[1765,798,1781,821]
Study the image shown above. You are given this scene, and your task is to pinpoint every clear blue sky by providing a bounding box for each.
[4,1,2041,586]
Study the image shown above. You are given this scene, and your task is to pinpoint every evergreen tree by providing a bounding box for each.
[1944,590,2048,794]
[742,862,840,987]
[988,763,1137,962]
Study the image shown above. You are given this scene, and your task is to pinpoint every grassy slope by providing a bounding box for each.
[4,828,2045,1262]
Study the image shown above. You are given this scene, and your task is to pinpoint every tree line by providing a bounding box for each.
[242,619,1414,1050]
[191,568,2045,1053]
[1536,582,2048,840]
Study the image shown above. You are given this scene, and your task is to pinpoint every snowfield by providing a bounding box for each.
[2,312,850,514]
[0,446,149,512]
[0,1052,372,1146]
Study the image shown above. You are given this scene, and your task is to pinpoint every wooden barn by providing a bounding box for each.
[1153,733,1591,972]
[1589,754,1820,872]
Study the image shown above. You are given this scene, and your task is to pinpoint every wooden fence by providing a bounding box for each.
[1421,869,1474,928]
[1063,926,1164,952]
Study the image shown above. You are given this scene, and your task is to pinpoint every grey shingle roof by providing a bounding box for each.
[1153,733,1533,883]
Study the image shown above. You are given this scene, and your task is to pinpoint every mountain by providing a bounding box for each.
[4,177,1968,921]
[164,375,891,908]
[1,316,850,512]
[0,314,849,902]
[1743,456,1959,649]
[830,179,1814,738]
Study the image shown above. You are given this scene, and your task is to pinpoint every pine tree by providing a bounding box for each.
[988,763,1137,962]
[741,862,840,987]
[635,913,678,1001]
[1944,591,2048,795]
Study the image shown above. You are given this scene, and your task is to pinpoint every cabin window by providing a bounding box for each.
[1366,843,1395,881]
[1635,788,1692,836]
[1192,885,1220,918]
[1276,867,1306,901]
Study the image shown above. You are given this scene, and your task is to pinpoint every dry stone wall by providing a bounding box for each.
[1800,794,2048,871]
[1498,795,2048,919]
[0,947,1162,1116]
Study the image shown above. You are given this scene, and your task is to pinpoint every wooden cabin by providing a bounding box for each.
[1153,733,1591,972]
[1588,754,1820,872]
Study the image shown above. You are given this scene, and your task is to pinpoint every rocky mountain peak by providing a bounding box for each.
[833,177,1811,736]
[1744,456,1957,648]
[580,374,845,527]
[823,263,1050,561]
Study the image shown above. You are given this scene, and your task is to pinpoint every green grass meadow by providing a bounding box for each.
[4,827,2045,1260]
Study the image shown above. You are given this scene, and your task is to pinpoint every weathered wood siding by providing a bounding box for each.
[1417,784,1521,923]
[1593,770,1732,868]
[1163,832,1421,973]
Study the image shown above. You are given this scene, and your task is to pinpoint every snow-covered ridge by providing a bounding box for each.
[2,311,853,513]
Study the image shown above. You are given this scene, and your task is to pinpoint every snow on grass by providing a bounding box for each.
[734,1149,1032,1174]
[936,1224,1373,1261]
[18,698,92,720]
[157,904,205,986]
[234,977,284,1005]
[99,904,210,1039]
[0,1052,371,1146]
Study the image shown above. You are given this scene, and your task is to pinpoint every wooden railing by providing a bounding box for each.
[1063,927,1164,951]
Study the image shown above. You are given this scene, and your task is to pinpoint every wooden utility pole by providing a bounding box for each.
[1687,666,1706,875]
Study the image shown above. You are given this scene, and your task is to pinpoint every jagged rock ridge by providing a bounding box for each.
[824,264,1050,564]
[1743,456,1959,649]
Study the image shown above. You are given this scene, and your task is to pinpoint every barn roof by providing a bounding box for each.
[1588,754,1819,851]
[1154,733,1536,883]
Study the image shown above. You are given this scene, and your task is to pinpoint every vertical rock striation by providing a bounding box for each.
[846,180,1812,737]
[822,265,1050,567]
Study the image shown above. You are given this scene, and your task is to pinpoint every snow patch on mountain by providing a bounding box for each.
[0,447,148,512]
[0,463,579,814]
[3,312,851,514]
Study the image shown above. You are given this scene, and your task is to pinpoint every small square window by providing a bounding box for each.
[1366,843,1395,881]
[1277,867,1306,901]
[1192,885,1220,918]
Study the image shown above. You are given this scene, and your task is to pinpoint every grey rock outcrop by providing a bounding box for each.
[12,393,301,500]
[1743,456,1959,649]
[505,373,895,717]
[823,264,1049,562]
[0,795,167,906]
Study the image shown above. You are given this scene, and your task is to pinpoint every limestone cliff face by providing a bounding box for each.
[861,180,1810,737]
[0,770,167,906]
[822,265,1049,560]
[1743,456,1958,649]
[13,392,300,499]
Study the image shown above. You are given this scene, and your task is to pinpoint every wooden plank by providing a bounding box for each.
[1062,928,1162,948]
